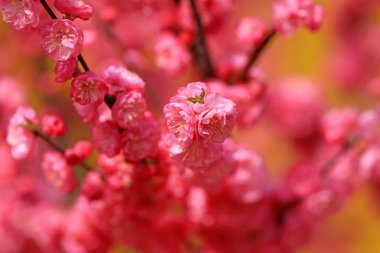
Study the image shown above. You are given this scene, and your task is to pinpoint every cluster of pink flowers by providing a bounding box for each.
[272,0,324,36]
[2,0,380,252]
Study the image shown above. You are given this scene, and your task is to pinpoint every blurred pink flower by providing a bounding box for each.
[70,72,108,105]
[54,0,93,20]
[0,0,39,30]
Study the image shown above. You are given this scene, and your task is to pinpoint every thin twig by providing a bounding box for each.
[234,29,276,82]
[188,0,216,78]
[33,129,93,171]
[39,0,91,73]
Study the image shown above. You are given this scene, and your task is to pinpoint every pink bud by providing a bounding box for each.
[42,114,67,138]
[82,172,103,201]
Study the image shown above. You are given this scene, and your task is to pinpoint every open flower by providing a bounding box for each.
[38,19,84,61]
[0,0,39,30]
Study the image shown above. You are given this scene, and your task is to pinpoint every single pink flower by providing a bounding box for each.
[92,120,121,157]
[6,106,38,159]
[82,171,103,201]
[195,94,237,143]
[0,0,39,30]
[42,151,76,193]
[112,91,146,129]
[102,65,145,94]
[42,114,66,138]
[54,0,93,20]
[121,115,160,162]
[236,17,267,46]
[54,57,78,83]
[321,107,358,145]
[154,32,191,74]
[70,72,108,105]
[163,98,196,143]
[38,19,84,61]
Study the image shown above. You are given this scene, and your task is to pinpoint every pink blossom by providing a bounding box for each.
[92,120,121,157]
[195,93,237,143]
[70,72,108,105]
[65,140,93,166]
[6,106,38,159]
[73,102,99,124]
[168,135,222,168]
[112,91,146,129]
[176,81,210,101]
[236,17,267,46]
[320,107,358,145]
[121,115,161,162]
[42,114,66,138]
[0,0,39,30]
[226,148,267,203]
[54,0,93,20]
[42,151,76,193]
[154,32,191,74]
[82,172,103,201]
[272,0,324,36]
[101,65,145,94]
[269,78,324,141]
[54,57,78,83]
[163,98,196,143]
[38,19,84,61]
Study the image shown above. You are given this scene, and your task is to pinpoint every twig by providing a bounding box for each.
[188,0,216,78]
[33,129,93,171]
[39,0,91,73]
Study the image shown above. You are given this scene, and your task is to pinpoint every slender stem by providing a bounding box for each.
[234,29,276,82]
[40,0,57,19]
[33,129,93,171]
[188,0,216,78]
[39,0,91,73]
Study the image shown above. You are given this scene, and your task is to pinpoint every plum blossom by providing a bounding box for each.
[111,91,146,129]
[0,0,39,30]
[121,115,160,162]
[42,151,76,193]
[163,98,196,143]
[54,57,78,83]
[154,32,191,74]
[6,106,38,159]
[102,65,145,94]
[92,120,121,157]
[195,93,237,143]
[272,0,324,36]
[236,17,267,46]
[38,19,84,61]
[70,72,108,105]
[54,0,93,20]
[42,114,66,138]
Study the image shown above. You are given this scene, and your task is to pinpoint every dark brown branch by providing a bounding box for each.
[40,0,91,73]
[235,29,276,82]
[188,0,216,78]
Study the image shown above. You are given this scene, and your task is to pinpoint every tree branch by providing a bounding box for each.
[188,0,216,78]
